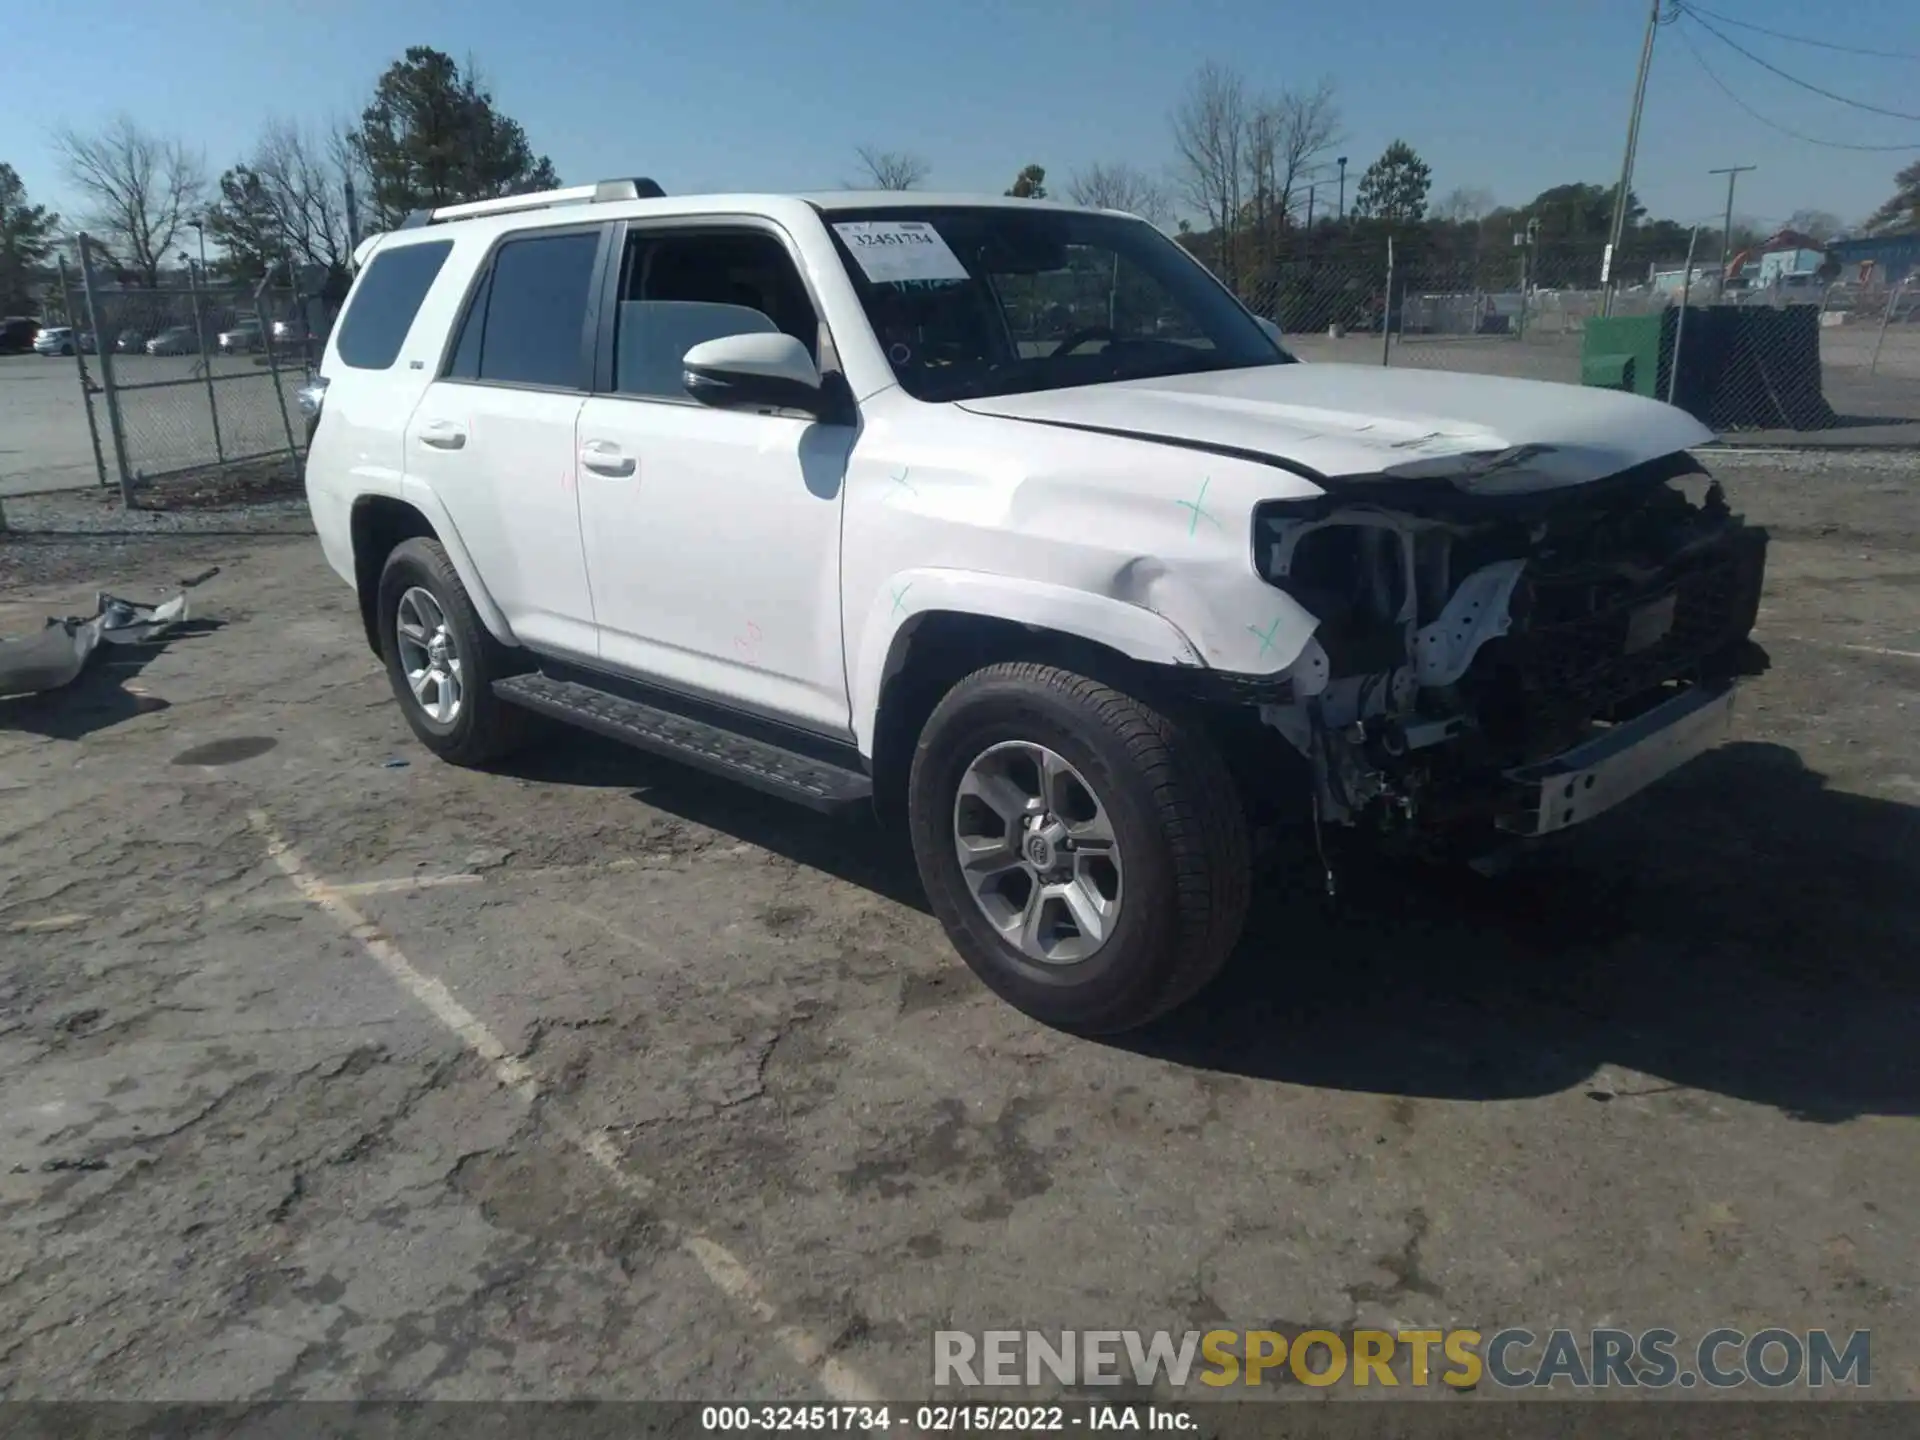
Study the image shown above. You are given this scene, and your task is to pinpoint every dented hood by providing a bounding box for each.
[955,363,1715,495]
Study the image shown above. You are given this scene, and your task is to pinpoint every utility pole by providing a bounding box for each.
[1709,164,1756,300]
[1603,0,1664,317]
[1337,157,1348,222]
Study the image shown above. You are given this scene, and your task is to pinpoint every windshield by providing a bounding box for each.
[822,205,1294,403]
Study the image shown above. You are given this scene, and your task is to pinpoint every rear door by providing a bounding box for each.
[403,222,611,659]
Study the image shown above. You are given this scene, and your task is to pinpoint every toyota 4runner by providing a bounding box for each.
[301,178,1769,1035]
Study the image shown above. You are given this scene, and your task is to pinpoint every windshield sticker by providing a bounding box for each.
[833,222,971,284]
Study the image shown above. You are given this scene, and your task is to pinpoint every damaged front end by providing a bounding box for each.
[1247,450,1769,853]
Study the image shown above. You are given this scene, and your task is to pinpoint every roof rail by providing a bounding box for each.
[397,177,666,229]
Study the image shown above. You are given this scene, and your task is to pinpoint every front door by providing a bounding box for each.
[574,224,854,736]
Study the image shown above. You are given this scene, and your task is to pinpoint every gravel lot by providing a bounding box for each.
[1,450,1916,1404]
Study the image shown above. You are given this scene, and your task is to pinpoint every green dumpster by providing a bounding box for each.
[1582,305,1838,430]
[1582,312,1670,399]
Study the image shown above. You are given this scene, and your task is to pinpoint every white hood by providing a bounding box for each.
[956,363,1715,495]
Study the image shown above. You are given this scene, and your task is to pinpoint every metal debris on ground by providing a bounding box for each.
[0,591,191,698]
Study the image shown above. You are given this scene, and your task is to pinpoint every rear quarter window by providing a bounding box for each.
[334,240,455,370]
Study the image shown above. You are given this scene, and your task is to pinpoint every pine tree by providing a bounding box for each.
[1352,141,1432,223]
[353,47,559,229]
[1006,165,1048,199]
[0,164,61,311]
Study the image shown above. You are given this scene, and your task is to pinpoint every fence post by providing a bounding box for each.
[78,234,138,507]
[256,265,301,466]
[185,261,227,466]
[1869,278,1909,376]
[1668,224,1701,406]
[1381,234,1395,366]
[1516,239,1530,342]
[57,255,110,491]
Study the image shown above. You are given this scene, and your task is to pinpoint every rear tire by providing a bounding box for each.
[907,662,1250,1035]
[375,537,528,766]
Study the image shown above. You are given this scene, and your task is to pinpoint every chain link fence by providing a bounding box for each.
[40,234,321,503]
[1222,234,1919,436]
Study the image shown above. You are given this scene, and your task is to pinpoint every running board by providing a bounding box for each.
[493,673,873,814]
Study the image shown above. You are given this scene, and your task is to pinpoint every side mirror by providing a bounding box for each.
[1255,317,1284,345]
[683,332,826,415]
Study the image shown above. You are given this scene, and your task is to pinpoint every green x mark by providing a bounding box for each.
[1248,615,1284,657]
[1176,477,1221,536]
[891,582,913,615]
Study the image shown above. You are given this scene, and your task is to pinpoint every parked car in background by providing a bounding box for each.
[115,329,148,353]
[218,319,264,354]
[33,326,96,356]
[146,326,201,356]
[0,317,40,354]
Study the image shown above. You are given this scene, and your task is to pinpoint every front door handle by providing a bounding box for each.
[579,441,636,478]
[420,421,467,450]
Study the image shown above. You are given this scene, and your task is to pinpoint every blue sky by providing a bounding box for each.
[8,0,1918,234]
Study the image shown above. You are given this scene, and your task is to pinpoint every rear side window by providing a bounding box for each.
[447,230,600,389]
[334,240,453,370]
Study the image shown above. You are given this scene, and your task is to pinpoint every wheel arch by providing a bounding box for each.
[349,492,515,656]
[858,572,1210,820]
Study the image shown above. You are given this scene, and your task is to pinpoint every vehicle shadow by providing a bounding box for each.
[0,619,223,741]
[1130,740,1920,1120]
[498,731,1920,1120]
[494,729,929,912]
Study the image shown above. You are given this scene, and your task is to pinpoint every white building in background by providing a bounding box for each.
[1648,263,1715,296]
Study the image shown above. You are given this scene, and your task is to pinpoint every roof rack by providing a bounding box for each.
[398,177,666,229]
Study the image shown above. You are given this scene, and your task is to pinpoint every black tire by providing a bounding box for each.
[375,537,528,766]
[907,662,1251,1035]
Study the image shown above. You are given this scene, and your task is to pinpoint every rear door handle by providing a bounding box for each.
[420,421,467,450]
[579,441,636,478]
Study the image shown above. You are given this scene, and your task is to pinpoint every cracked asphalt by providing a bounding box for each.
[1,450,1916,1403]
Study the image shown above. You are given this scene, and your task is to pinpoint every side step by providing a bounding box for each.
[493,673,872,814]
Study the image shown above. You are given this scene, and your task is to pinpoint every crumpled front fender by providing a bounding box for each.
[847,566,1322,755]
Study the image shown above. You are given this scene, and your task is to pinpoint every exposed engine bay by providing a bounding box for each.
[1250,451,1770,848]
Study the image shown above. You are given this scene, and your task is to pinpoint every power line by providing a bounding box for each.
[1674,23,1920,151]
[1677,1,1920,63]
[1680,7,1920,122]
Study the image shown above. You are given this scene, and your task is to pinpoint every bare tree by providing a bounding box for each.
[1267,79,1341,225]
[1169,62,1248,286]
[1785,207,1844,240]
[1435,185,1497,223]
[258,121,352,268]
[54,115,206,286]
[853,146,929,190]
[1066,162,1172,227]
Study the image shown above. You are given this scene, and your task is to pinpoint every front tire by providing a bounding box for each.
[375,537,527,766]
[907,662,1251,1035]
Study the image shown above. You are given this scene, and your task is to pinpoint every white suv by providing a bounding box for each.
[302,178,1769,1034]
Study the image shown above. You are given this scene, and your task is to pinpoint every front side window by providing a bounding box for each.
[448,229,600,389]
[606,228,821,400]
[333,239,452,370]
[822,207,1292,403]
